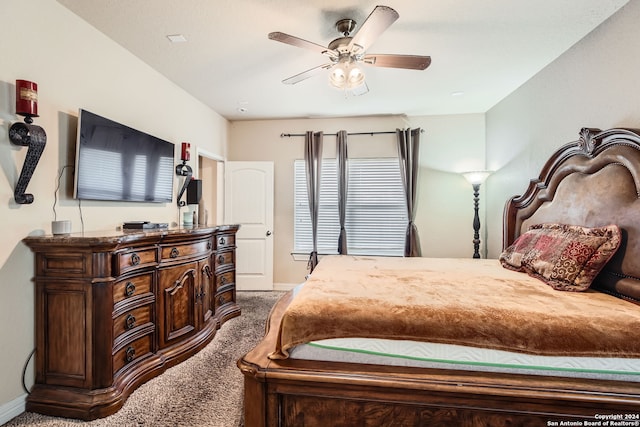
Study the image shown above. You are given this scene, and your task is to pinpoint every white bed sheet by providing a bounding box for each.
[289,337,640,382]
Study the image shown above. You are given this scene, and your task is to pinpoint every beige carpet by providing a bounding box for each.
[5,291,284,427]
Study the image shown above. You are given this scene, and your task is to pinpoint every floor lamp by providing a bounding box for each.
[462,171,492,259]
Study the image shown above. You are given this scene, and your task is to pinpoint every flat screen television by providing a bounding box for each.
[73,109,175,203]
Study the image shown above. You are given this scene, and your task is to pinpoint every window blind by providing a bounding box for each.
[294,158,407,256]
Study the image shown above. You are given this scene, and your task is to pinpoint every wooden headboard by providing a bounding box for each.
[503,127,640,302]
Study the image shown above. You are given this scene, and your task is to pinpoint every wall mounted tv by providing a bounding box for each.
[73,109,175,203]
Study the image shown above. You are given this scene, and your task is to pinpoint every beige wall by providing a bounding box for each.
[484,0,640,258]
[0,0,228,414]
[228,113,486,286]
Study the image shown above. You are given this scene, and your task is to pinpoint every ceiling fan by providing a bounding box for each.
[268,5,431,96]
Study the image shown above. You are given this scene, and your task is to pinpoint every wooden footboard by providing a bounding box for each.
[238,291,640,427]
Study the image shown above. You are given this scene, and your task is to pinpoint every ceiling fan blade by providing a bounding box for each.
[282,63,334,85]
[363,54,431,70]
[268,32,330,55]
[348,6,399,52]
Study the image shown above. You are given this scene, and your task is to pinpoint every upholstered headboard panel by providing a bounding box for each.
[503,128,640,302]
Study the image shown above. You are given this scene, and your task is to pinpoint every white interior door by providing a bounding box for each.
[224,161,274,290]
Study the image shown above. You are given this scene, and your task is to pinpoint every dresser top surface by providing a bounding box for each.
[23,224,239,249]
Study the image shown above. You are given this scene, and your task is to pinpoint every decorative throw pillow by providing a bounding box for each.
[499,223,621,291]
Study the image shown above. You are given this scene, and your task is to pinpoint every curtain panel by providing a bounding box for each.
[336,130,348,254]
[305,131,323,273]
[396,128,422,257]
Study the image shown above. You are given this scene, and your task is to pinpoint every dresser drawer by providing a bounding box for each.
[115,247,157,275]
[113,334,152,375]
[216,270,235,290]
[215,289,234,309]
[113,273,154,306]
[216,233,235,249]
[160,239,211,262]
[214,250,235,270]
[36,252,91,278]
[113,305,153,339]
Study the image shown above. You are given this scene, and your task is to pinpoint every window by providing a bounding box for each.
[294,158,407,256]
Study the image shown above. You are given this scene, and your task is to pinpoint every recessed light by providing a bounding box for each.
[451,91,465,97]
[166,34,187,43]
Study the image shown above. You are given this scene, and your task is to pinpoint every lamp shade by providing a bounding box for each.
[462,170,492,185]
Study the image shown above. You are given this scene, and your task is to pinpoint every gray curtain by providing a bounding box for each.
[336,130,348,254]
[305,131,323,273]
[396,128,422,257]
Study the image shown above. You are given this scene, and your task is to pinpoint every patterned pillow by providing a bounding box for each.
[499,223,621,291]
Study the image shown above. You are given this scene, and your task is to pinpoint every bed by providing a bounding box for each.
[238,127,640,426]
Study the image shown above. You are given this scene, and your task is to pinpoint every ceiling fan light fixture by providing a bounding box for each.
[329,57,365,90]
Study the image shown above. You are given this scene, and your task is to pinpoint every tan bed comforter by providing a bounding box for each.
[270,255,640,360]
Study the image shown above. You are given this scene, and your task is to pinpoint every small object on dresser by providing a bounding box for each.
[183,211,193,226]
[123,221,168,230]
[198,199,207,225]
[51,220,71,235]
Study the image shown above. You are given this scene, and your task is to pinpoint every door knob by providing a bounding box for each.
[266,230,272,236]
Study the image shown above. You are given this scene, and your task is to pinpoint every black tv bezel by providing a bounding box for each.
[73,109,175,203]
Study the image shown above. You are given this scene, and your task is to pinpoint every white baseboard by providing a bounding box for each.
[273,282,299,291]
[0,394,26,425]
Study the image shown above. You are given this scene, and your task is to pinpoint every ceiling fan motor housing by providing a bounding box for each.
[335,18,357,36]
[328,37,355,55]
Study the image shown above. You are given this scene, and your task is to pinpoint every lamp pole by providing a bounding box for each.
[471,183,481,259]
[462,170,492,259]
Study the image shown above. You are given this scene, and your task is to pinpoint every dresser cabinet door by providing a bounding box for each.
[157,263,198,348]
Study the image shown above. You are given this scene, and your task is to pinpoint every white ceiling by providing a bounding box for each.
[57,0,628,121]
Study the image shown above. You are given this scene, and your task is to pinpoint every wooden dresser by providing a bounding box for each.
[22,225,240,420]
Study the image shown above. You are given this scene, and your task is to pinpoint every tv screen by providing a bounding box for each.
[73,109,175,203]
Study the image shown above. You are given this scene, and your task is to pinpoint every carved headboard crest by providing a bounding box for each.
[577,127,602,155]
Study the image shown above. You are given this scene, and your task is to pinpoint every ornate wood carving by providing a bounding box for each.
[577,127,600,154]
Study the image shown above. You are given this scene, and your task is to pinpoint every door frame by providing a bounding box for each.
[196,147,225,226]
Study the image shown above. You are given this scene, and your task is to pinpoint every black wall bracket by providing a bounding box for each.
[175,162,193,207]
[9,121,46,204]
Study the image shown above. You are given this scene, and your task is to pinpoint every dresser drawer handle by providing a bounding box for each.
[196,286,206,302]
[220,275,227,285]
[170,247,180,258]
[125,314,136,330]
[125,346,135,363]
[130,253,141,266]
[217,255,225,264]
[125,281,136,297]
[207,241,212,250]
[218,237,226,245]
[218,295,226,305]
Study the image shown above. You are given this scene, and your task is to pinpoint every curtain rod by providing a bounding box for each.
[280,129,423,138]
